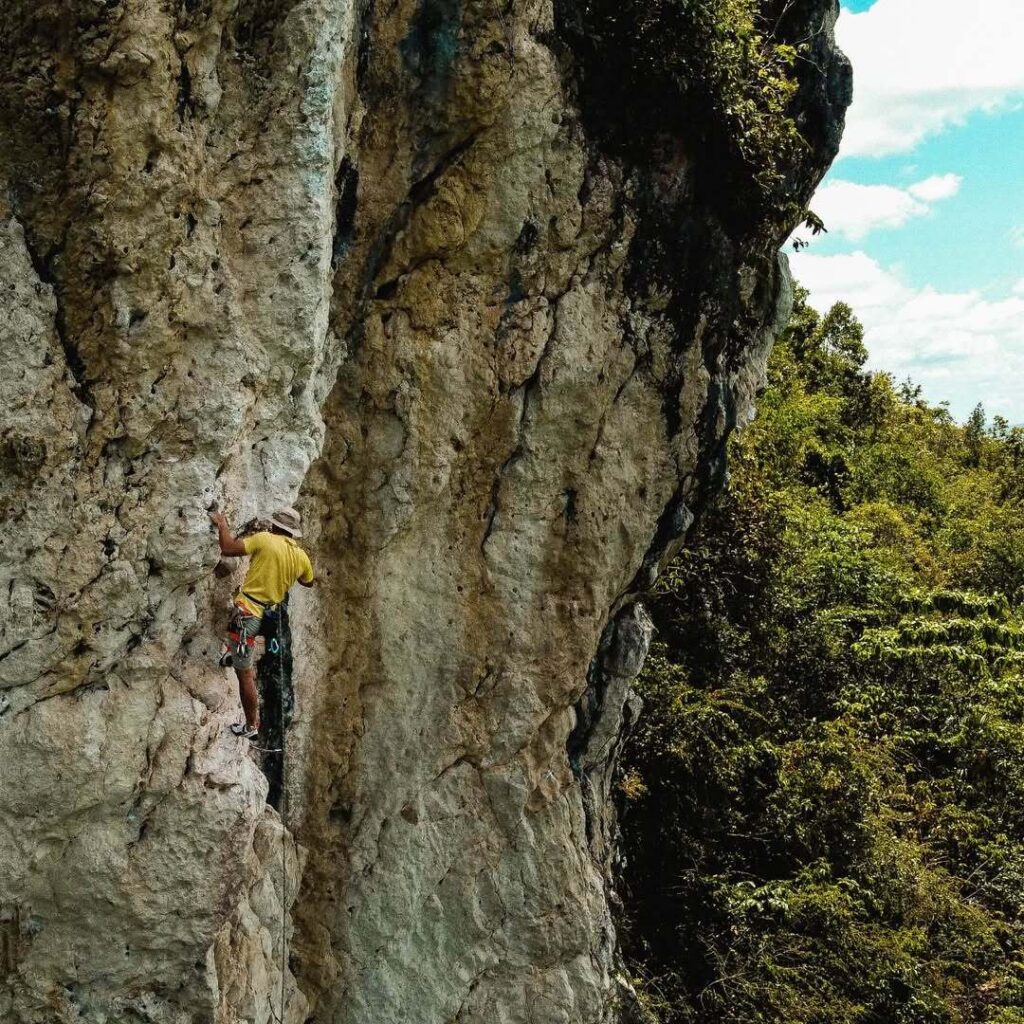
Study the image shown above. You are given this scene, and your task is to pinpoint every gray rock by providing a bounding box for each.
[0,1,849,1021]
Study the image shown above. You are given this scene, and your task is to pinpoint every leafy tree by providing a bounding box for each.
[966,404,988,467]
[620,291,1024,1024]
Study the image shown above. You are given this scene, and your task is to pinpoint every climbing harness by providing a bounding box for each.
[227,606,258,661]
[223,593,281,666]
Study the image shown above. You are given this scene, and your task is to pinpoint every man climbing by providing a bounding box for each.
[209,507,315,740]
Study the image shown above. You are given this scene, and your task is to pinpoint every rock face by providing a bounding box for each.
[0,1,849,1022]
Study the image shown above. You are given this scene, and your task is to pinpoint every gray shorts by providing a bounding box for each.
[227,606,262,670]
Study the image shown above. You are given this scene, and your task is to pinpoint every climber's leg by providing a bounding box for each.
[235,666,261,731]
[226,606,262,733]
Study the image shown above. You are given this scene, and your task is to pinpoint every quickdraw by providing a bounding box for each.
[228,607,258,658]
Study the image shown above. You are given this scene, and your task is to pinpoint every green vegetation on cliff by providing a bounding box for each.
[621,291,1024,1023]
[558,0,847,232]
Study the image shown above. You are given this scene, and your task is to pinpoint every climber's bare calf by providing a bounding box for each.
[210,508,315,741]
[226,604,261,731]
[236,668,260,733]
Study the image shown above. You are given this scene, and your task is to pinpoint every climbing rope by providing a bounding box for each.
[275,605,289,1024]
[253,604,291,1024]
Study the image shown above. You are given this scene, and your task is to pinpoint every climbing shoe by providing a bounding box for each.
[231,722,259,740]
[218,647,234,668]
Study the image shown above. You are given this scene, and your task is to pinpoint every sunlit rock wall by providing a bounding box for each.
[0,0,849,1021]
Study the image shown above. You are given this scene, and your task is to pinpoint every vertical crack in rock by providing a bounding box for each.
[366,128,483,297]
[13,213,91,410]
[332,157,361,269]
[569,605,652,787]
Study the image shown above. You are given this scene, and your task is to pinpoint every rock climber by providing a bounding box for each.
[209,507,314,740]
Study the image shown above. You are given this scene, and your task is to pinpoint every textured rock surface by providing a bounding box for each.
[0,1,849,1021]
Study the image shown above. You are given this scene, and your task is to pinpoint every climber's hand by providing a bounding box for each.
[210,511,247,557]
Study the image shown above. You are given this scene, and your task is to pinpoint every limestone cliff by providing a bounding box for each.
[0,1,849,1022]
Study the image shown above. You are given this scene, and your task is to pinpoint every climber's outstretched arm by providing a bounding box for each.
[210,511,247,557]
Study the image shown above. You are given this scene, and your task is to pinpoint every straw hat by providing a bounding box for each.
[270,507,302,538]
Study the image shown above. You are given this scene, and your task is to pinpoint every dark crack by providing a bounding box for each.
[15,214,92,410]
[366,129,482,296]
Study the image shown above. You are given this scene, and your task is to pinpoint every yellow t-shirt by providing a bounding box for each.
[236,532,314,617]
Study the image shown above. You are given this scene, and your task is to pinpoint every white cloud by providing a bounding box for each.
[838,0,1024,158]
[1010,225,1024,249]
[906,174,963,202]
[789,250,1024,421]
[807,174,961,241]
[1014,278,1024,295]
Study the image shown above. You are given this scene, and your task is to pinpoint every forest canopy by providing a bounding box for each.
[620,289,1024,1024]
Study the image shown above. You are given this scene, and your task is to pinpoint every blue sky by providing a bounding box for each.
[789,0,1024,422]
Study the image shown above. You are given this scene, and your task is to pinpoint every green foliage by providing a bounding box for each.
[620,289,1024,1023]
[654,0,803,196]
[562,0,805,204]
